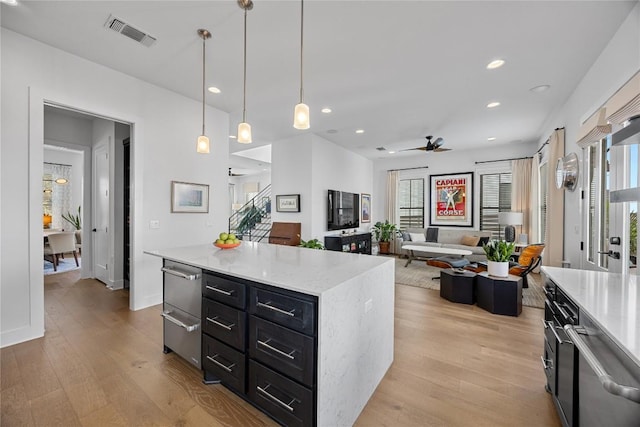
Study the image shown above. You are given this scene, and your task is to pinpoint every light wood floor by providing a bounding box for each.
[1,271,560,426]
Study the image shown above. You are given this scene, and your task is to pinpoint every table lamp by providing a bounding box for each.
[498,212,523,242]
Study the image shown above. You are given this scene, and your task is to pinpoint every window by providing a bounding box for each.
[399,178,424,228]
[586,136,610,269]
[479,173,512,237]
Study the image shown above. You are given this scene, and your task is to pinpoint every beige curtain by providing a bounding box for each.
[386,170,399,253]
[511,158,532,243]
[530,153,540,244]
[544,129,565,267]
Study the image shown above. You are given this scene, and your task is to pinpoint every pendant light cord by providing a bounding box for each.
[243,8,248,122]
[202,34,206,135]
[299,0,304,103]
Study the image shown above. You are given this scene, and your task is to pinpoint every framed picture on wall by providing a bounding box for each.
[429,172,473,227]
[171,181,209,213]
[276,194,301,212]
[361,193,371,223]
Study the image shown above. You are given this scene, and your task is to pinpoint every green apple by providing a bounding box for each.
[228,233,236,240]
[225,238,235,244]
[219,232,229,241]
[233,239,240,244]
[215,239,225,245]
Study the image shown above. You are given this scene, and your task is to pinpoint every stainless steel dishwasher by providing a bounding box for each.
[162,260,202,369]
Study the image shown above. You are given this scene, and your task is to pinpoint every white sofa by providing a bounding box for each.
[398,227,492,262]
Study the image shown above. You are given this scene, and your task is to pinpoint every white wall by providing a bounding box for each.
[310,135,373,239]
[270,134,373,241]
[372,143,536,231]
[229,171,271,204]
[538,4,640,269]
[1,28,229,347]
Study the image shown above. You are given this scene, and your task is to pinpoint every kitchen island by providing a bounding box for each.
[541,267,640,426]
[146,242,395,427]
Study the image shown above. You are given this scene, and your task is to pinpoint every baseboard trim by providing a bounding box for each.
[0,324,44,349]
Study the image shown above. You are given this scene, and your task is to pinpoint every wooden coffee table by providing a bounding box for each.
[401,245,472,267]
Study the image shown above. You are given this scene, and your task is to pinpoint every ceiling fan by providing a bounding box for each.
[402,135,451,153]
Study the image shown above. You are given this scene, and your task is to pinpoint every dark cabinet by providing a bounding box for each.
[324,232,371,255]
[202,271,318,426]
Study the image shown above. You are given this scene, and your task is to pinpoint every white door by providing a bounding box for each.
[93,138,110,284]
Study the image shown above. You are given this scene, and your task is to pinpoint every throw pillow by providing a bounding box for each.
[477,236,490,246]
[402,232,411,241]
[408,232,426,242]
[460,235,480,246]
[426,227,439,242]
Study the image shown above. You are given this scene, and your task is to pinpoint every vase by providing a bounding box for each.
[378,241,391,255]
[487,261,509,278]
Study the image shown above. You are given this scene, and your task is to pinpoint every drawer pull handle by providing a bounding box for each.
[161,267,200,281]
[206,316,235,331]
[206,354,235,373]
[543,320,565,345]
[540,356,553,370]
[257,384,295,412]
[257,301,295,317]
[161,312,199,332]
[257,338,296,360]
[206,285,234,296]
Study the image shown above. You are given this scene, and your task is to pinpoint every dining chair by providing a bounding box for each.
[44,232,79,272]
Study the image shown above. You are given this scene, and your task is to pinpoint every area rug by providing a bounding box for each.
[394,257,544,309]
[44,256,81,275]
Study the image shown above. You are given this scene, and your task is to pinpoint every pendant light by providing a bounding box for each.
[237,0,253,143]
[196,29,211,154]
[293,0,310,130]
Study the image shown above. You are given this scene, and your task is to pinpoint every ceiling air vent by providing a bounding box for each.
[376,147,387,151]
[104,14,157,47]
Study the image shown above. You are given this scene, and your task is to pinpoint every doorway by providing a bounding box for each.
[43,104,131,290]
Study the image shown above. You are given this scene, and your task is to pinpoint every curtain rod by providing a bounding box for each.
[535,127,564,154]
[387,166,429,172]
[475,156,532,165]
[44,161,72,167]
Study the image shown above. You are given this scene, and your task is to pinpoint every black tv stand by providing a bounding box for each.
[324,232,372,255]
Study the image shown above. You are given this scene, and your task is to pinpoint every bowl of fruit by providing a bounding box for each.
[214,232,241,249]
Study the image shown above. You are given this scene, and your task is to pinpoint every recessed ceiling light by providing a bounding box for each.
[355,129,365,134]
[229,135,237,139]
[388,151,396,154]
[530,84,551,93]
[486,59,505,70]
[1,0,18,6]
[487,137,496,141]
[321,107,332,113]
[486,101,501,108]
[208,86,221,94]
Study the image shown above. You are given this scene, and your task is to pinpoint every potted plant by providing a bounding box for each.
[299,237,324,250]
[372,220,399,255]
[62,206,82,245]
[482,239,515,277]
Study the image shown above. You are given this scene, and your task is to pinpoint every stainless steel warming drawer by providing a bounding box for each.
[162,260,202,369]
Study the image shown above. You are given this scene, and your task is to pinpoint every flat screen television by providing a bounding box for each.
[327,189,360,231]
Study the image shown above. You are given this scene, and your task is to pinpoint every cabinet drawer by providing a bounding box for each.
[249,316,315,387]
[203,272,246,309]
[248,360,313,427]
[250,287,316,335]
[203,298,246,351]
[203,335,246,393]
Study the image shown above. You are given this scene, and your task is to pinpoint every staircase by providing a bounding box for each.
[229,185,272,242]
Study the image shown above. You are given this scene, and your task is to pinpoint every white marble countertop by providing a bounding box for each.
[145,242,393,297]
[542,266,640,367]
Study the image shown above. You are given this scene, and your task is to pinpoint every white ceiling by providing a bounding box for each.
[3,1,636,163]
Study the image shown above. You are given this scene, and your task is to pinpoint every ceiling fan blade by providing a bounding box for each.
[434,147,451,152]
[400,146,429,152]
